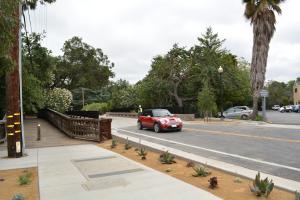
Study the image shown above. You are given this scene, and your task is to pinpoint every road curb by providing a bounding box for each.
[112,130,300,193]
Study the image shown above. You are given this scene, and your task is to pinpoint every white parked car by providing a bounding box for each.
[272,105,280,110]
[279,105,292,113]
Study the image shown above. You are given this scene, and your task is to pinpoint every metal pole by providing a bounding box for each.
[19,3,25,152]
[220,73,224,118]
[262,97,267,121]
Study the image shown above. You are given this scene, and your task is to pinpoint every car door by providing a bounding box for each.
[143,110,153,128]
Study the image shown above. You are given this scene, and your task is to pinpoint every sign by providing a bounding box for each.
[260,90,269,97]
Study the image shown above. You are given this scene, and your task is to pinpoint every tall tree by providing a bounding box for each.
[243,0,285,119]
[53,36,114,90]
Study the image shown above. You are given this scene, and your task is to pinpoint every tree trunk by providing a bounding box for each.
[250,10,275,120]
[172,82,183,108]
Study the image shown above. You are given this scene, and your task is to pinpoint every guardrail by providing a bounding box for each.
[43,109,112,142]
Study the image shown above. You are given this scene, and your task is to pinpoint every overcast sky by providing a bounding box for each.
[29,0,300,84]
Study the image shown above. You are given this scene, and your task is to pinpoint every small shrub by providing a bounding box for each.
[186,161,195,168]
[193,164,211,177]
[209,177,218,189]
[234,176,242,183]
[12,194,25,200]
[159,151,176,164]
[137,147,147,160]
[295,191,300,200]
[250,172,274,197]
[111,139,117,148]
[124,138,132,150]
[18,172,32,185]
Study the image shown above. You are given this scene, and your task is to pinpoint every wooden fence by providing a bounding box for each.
[43,109,112,142]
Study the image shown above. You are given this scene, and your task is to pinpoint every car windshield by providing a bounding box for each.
[152,109,172,117]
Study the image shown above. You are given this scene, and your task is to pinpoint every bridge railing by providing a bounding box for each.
[42,109,112,142]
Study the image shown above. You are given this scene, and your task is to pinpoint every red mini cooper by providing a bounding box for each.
[137,109,183,133]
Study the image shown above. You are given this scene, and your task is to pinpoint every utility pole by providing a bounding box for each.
[6,3,24,158]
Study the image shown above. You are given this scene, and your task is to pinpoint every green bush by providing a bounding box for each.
[250,172,274,197]
[82,103,110,114]
[193,164,211,177]
[12,194,25,200]
[159,151,176,164]
[18,172,32,185]
[46,88,72,113]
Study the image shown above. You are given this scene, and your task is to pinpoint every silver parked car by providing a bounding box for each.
[220,106,253,120]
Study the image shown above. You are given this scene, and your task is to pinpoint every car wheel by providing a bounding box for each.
[154,123,161,133]
[241,115,248,120]
[137,121,143,130]
[177,128,182,132]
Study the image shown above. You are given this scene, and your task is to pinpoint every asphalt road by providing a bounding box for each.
[113,118,300,182]
[265,110,300,125]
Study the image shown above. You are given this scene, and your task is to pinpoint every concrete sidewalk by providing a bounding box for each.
[0,144,220,200]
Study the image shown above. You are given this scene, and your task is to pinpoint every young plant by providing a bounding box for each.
[186,160,195,168]
[124,138,132,150]
[209,177,218,189]
[295,191,300,200]
[159,151,176,164]
[250,172,274,197]
[137,147,147,160]
[12,194,25,200]
[110,139,117,148]
[234,176,242,183]
[18,172,32,185]
[193,164,211,177]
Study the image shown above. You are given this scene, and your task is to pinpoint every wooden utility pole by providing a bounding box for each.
[6,3,23,158]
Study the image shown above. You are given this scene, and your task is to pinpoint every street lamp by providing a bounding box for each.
[218,66,224,119]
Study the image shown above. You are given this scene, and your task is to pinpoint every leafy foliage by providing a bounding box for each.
[22,33,55,114]
[124,138,132,150]
[250,172,274,197]
[197,85,217,118]
[193,164,211,177]
[159,151,176,164]
[137,147,147,160]
[53,36,114,90]
[18,172,32,185]
[82,103,110,114]
[111,139,117,148]
[209,177,218,189]
[136,28,251,114]
[46,88,72,113]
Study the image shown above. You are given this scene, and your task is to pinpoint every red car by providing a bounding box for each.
[137,109,183,133]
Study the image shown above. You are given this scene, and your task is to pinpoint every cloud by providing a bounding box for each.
[30,0,300,84]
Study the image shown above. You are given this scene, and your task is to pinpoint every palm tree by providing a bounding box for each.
[243,0,285,119]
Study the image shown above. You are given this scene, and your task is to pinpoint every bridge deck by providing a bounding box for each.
[0,117,94,151]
